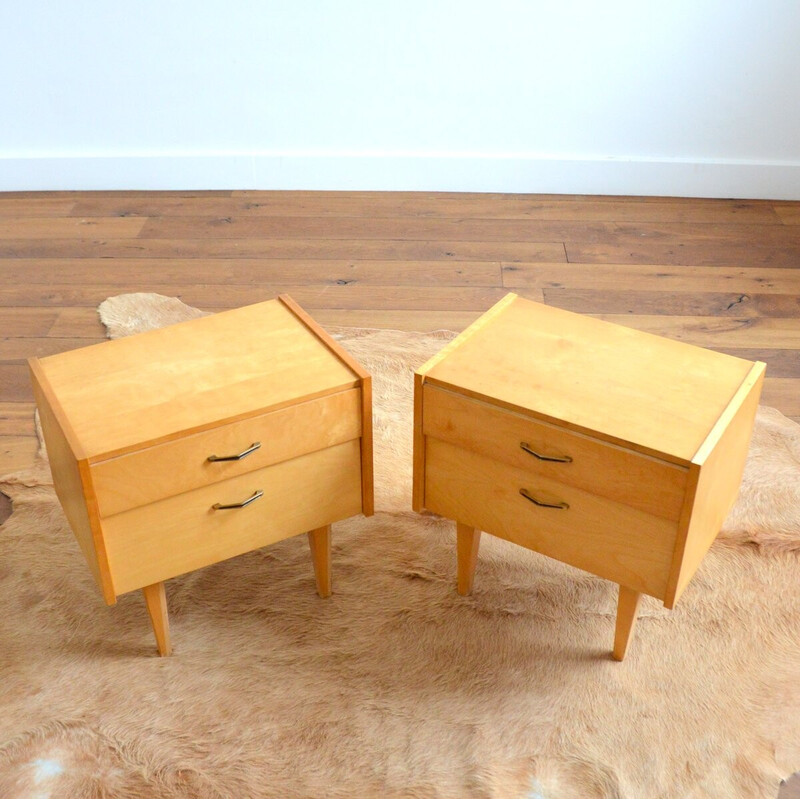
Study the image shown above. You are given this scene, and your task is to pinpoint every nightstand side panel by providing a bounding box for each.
[29,362,115,604]
[665,363,765,607]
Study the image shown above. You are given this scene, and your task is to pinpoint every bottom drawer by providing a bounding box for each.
[424,437,677,599]
[103,439,363,594]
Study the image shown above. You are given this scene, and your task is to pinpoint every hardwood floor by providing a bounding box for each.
[0,190,798,475]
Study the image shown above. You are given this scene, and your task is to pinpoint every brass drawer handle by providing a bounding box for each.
[212,489,263,510]
[519,488,569,510]
[207,442,261,462]
[520,441,572,463]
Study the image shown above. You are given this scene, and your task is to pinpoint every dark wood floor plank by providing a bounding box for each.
[0,258,502,287]
[774,204,800,225]
[0,217,146,239]
[0,238,565,262]
[71,194,783,224]
[609,221,800,246]
[0,284,511,312]
[0,308,61,336]
[0,436,38,474]
[0,198,77,217]
[713,350,800,378]
[565,241,800,268]
[136,214,800,245]
[0,337,102,361]
[588,314,800,349]
[0,190,234,199]
[306,309,485,332]
[0,365,32,402]
[47,307,113,338]
[543,288,800,317]
[0,403,36,436]
[503,263,800,293]
[231,190,783,209]
[761,378,800,416]
[137,215,611,242]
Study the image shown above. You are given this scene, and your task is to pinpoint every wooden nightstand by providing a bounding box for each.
[413,293,764,660]
[30,295,373,656]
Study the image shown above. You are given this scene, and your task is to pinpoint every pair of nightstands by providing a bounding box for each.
[30,293,762,660]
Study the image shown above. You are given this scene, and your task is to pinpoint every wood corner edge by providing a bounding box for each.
[359,374,374,517]
[416,293,517,378]
[77,458,117,605]
[412,373,426,512]
[278,293,369,381]
[690,360,766,468]
[662,462,702,609]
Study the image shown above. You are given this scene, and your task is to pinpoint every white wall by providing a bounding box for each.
[1,0,799,197]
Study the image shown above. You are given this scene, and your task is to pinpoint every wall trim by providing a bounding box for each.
[1,153,798,199]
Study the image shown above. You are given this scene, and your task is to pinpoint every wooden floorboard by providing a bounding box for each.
[0,285,511,313]
[0,258,504,286]
[565,241,800,268]
[0,237,567,262]
[69,194,783,222]
[0,191,798,470]
[0,435,38,473]
[0,403,35,436]
[0,216,146,239]
[543,289,800,317]
[503,263,800,293]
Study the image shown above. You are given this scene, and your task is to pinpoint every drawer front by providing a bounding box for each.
[102,439,363,594]
[423,385,687,521]
[424,437,677,599]
[91,389,361,517]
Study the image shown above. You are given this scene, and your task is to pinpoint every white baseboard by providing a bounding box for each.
[1,153,798,199]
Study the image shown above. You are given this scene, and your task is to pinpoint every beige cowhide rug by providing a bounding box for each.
[1,293,799,799]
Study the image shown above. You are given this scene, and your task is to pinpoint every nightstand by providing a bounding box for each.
[30,295,373,656]
[413,293,764,660]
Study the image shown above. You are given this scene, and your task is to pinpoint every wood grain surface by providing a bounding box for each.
[1,191,798,476]
[420,294,756,464]
[32,298,360,459]
[424,436,678,599]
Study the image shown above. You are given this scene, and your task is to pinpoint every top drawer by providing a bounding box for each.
[90,388,361,517]
[422,385,687,521]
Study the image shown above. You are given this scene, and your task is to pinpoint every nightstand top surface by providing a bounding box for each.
[33,297,360,459]
[420,294,759,463]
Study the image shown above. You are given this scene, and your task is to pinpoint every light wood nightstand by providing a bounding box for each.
[30,295,373,656]
[413,293,764,660]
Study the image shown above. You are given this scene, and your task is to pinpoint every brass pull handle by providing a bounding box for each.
[212,489,263,510]
[519,488,569,510]
[207,442,261,462]
[520,442,572,463]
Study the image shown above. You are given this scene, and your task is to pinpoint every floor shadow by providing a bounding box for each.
[779,773,800,799]
[0,491,12,526]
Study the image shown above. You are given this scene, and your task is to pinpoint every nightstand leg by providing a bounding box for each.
[456,522,481,595]
[142,581,171,657]
[308,525,332,598]
[613,585,642,661]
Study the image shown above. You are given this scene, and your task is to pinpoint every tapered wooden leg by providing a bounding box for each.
[308,525,332,598]
[456,522,481,595]
[142,581,171,657]
[612,585,642,661]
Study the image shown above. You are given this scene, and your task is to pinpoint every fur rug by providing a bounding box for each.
[1,293,799,798]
